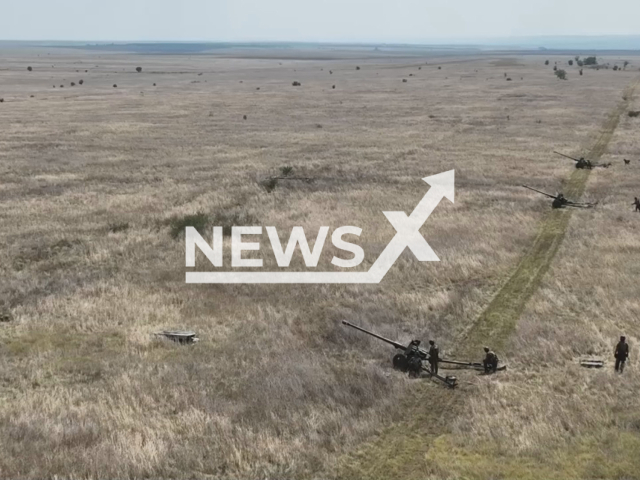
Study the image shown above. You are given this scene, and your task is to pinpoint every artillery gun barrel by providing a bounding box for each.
[341,321,407,350]
[440,359,483,368]
[522,185,557,199]
[553,151,580,162]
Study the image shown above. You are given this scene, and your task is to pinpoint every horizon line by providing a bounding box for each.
[2,34,640,44]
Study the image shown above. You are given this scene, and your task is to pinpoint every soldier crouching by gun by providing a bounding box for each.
[404,340,424,377]
[483,347,499,374]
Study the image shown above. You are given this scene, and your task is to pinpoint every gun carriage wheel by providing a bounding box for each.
[392,353,408,372]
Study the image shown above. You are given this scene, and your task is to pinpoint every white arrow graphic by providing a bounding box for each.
[186,170,454,283]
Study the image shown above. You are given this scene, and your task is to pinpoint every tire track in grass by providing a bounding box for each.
[336,78,639,480]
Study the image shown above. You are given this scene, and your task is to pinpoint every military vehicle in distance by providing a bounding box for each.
[154,330,199,344]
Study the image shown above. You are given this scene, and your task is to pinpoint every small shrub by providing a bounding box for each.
[402,79,407,83]
[0,309,12,322]
[78,79,84,85]
[27,66,32,71]
[280,166,294,176]
[167,211,257,239]
[167,212,209,239]
[109,222,129,233]
[215,210,258,236]
[60,85,64,88]
[113,84,117,88]
[356,66,360,70]
[555,69,567,80]
[332,85,335,89]
[0,98,3,103]
[579,69,583,76]
[292,81,301,86]
[613,65,619,71]
[628,111,640,118]
[624,60,629,69]
[153,83,156,86]
[583,56,597,65]
[506,77,512,81]
[70,82,75,86]
[553,65,557,71]
[329,70,333,74]
[545,60,549,65]
[243,115,247,120]
[12,239,80,270]
[568,60,573,66]
[136,66,142,73]
[261,177,279,193]
[438,66,441,70]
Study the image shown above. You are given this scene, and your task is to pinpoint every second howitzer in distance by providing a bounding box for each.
[553,151,611,170]
[522,185,596,209]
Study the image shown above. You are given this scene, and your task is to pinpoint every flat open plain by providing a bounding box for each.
[1,44,639,479]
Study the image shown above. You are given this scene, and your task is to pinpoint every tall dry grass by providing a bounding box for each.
[0,48,638,478]
[424,85,640,480]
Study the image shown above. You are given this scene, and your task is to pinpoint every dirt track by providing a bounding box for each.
[336,77,640,480]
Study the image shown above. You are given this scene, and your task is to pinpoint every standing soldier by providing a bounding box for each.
[633,197,640,212]
[483,347,499,374]
[614,336,629,373]
[428,340,440,375]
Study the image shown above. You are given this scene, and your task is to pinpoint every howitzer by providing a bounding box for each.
[522,185,595,209]
[342,321,458,388]
[553,151,610,169]
[554,150,591,169]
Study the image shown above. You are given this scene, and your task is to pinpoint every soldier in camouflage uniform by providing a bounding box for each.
[483,347,499,374]
[404,340,423,377]
[615,336,629,373]
[428,340,440,375]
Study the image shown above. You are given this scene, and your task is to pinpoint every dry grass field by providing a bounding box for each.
[1,45,639,479]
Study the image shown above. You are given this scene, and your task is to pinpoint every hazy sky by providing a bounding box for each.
[2,0,640,42]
